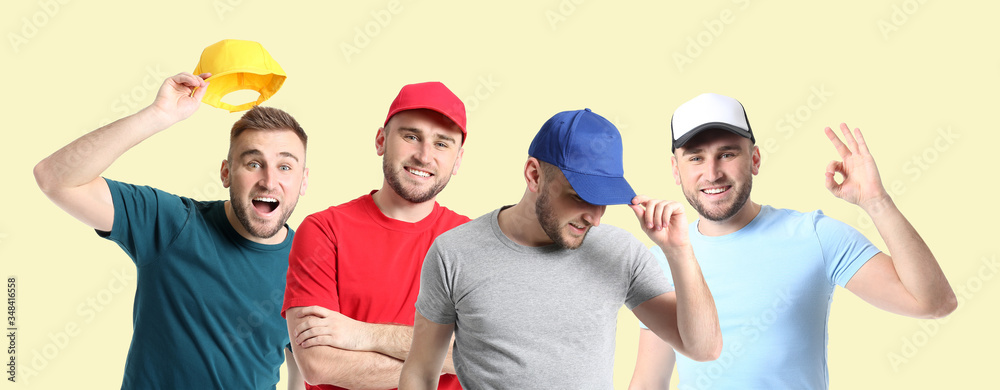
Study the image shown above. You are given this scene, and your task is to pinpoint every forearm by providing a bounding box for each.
[660,244,721,361]
[35,107,174,192]
[864,197,957,316]
[360,322,456,374]
[293,344,404,390]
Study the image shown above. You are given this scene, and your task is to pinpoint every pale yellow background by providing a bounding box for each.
[3,1,997,388]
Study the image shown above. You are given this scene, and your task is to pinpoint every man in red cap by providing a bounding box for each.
[282,82,470,390]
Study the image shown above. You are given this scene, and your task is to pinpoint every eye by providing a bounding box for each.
[436,141,449,149]
[721,152,735,159]
[248,162,261,169]
[689,156,703,162]
[279,165,292,171]
[404,134,418,141]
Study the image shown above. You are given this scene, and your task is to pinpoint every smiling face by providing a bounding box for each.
[377,109,464,204]
[672,129,759,222]
[223,128,308,242]
[535,162,606,250]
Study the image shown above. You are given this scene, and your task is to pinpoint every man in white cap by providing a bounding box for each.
[628,93,957,389]
[400,108,722,389]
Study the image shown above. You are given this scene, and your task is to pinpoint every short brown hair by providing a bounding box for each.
[230,106,307,149]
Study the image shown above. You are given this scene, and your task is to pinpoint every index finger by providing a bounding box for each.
[824,126,851,159]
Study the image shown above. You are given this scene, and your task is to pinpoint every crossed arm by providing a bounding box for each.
[286,306,454,389]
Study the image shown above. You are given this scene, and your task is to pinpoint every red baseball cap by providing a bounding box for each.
[384,82,468,144]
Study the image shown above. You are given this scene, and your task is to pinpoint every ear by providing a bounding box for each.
[671,155,681,186]
[525,157,542,193]
[451,148,464,176]
[299,167,309,196]
[751,145,761,175]
[220,160,231,188]
[375,127,387,156]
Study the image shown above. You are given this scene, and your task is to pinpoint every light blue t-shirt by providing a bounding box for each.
[643,205,880,390]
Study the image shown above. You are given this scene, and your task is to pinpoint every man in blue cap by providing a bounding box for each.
[399,109,722,389]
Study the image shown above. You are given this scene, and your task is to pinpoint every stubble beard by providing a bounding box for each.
[535,185,588,250]
[684,176,753,222]
[230,191,295,239]
[383,158,449,204]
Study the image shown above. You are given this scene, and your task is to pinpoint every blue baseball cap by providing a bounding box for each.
[528,108,636,206]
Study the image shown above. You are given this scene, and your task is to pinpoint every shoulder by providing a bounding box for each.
[431,211,495,248]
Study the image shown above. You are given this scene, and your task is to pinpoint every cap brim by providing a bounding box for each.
[562,170,637,206]
[672,122,752,152]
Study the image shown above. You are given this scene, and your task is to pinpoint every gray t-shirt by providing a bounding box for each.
[415,207,673,389]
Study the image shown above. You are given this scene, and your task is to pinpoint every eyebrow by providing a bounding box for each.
[239,149,301,162]
[399,127,458,145]
[681,144,742,156]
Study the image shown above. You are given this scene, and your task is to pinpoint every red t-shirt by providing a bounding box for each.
[282,191,470,390]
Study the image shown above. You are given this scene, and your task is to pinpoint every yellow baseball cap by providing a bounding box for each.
[193,39,286,112]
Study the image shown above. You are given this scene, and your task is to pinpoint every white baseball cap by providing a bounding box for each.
[671,93,754,152]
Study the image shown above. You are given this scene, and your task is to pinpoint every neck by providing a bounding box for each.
[371,182,437,223]
[497,193,552,247]
[223,201,287,245]
[696,200,761,237]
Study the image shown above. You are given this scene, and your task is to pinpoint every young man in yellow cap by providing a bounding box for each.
[34,72,309,389]
[628,93,957,389]
[282,82,470,390]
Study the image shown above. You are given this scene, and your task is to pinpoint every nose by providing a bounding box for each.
[258,165,280,190]
[582,204,606,227]
[413,140,434,165]
[703,158,723,182]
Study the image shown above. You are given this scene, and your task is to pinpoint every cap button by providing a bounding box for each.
[584,108,592,112]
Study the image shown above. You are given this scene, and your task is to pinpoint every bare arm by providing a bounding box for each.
[33,72,209,231]
[286,306,406,389]
[824,124,957,318]
[291,305,457,373]
[399,312,454,390]
[629,196,722,361]
[285,347,306,390]
[628,328,676,390]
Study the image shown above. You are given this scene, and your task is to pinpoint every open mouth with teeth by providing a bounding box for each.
[701,186,730,195]
[252,197,279,214]
[407,167,433,178]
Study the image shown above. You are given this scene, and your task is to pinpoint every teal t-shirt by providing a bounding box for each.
[643,205,880,390]
[100,179,292,389]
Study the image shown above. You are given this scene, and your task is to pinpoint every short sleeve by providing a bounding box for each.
[101,178,192,267]
[414,241,457,325]
[625,244,674,311]
[282,213,341,317]
[813,211,882,287]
